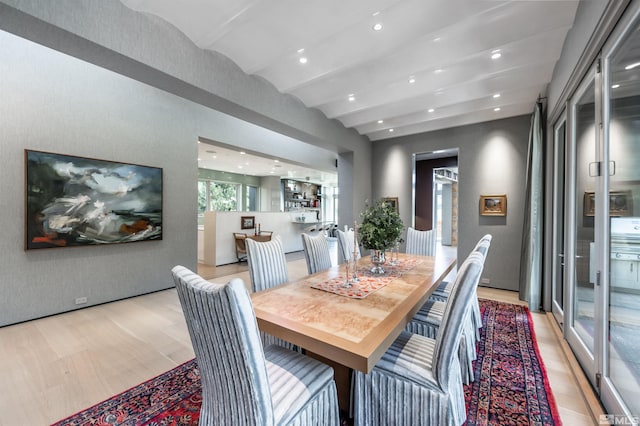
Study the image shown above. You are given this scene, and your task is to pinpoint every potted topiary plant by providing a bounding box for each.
[358,199,404,273]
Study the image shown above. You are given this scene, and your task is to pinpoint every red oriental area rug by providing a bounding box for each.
[52,300,562,426]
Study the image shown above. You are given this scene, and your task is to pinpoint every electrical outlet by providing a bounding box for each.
[480,278,490,285]
[75,297,88,305]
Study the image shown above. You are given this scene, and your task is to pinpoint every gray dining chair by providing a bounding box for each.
[405,227,435,256]
[406,251,485,385]
[246,236,297,351]
[431,234,492,334]
[171,266,340,426]
[353,254,484,426]
[336,228,361,264]
[246,236,289,292]
[301,233,333,274]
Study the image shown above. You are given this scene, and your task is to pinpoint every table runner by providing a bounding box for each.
[310,258,422,298]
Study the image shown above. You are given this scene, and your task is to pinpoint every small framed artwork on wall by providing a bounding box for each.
[383,197,399,214]
[241,216,255,229]
[479,194,507,216]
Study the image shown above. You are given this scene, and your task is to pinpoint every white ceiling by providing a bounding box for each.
[198,140,338,186]
[120,0,579,142]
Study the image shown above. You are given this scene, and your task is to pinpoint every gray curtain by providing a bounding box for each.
[519,102,544,311]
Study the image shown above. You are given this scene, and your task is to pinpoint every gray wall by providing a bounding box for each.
[372,115,531,291]
[0,0,372,326]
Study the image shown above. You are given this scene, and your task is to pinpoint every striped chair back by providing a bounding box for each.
[301,233,333,274]
[246,236,289,292]
[336,229,361,263]
[171,266,274,425]
[432,252,484,390]
[405,227,435,256]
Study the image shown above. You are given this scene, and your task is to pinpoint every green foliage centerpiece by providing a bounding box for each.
[358,199,404,274]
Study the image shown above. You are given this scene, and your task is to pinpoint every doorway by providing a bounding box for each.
[414,150,458,253]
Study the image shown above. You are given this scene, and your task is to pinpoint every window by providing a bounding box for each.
[198,180,240,213]
[246,185,258,211]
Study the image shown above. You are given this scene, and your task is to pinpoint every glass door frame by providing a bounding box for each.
[551,112,567,327]
[599,0,640,418]
[564,59,602,388]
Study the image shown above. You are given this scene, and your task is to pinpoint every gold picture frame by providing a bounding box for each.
[383,197,399,214]
[479,194,507,216]
[583,190,632,217]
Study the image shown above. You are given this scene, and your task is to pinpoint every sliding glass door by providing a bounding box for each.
[566,63,600,384]
[600,2,640,418]
[551,116,567,326]
[560,2,640,420]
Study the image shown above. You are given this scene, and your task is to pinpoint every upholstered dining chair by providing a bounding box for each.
[353,254,484,426]
[405,227,435,256]
[246,236,289,293]
[406,251,486,385]
[301,233,333,274]
[171,266,340,426]
[246,236,297,350]
[336,228,361,264]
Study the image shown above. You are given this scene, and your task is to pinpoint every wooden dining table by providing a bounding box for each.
[251,252,456,411]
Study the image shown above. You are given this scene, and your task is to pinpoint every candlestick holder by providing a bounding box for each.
[342,259,353,288]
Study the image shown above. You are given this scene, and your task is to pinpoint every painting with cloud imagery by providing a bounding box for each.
[25,150,162,250]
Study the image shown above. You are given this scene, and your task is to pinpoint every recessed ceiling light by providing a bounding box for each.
[389,128,394,132]
[624,62,640,70]
[270,171,275,174]
[299,57,308,64]
[377,120,384,124]
[493,93,501,98]
[348,94,356,102]
[408,76,416,84]
[372,23,383,31]
[491,49,502,60]
[297,48,305,54]
[274,159,280,163]
[612,84,620,89]
[238,165,243,169]
[428,108,435,113]
[197,157,201,161]
[494,107,501,112]
[434,69,443,74]
[433,37,441,42]
[212,155,217,159]
[239,151,246,155]
[372,11,380,17]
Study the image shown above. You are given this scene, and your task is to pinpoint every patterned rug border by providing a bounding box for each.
[468,298,563,426]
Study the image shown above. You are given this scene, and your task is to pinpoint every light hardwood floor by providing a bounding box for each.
[0,255,598,425]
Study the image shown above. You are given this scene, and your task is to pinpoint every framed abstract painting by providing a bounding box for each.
[25,149,163,250]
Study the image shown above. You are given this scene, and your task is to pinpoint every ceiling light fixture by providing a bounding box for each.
[493,93,501,98]
[389,128,394,132]
[239,151,246,155]
[372,23,383,31]
[612,84,620,89]
[428,108,435,113]
[297,48,305,54]
[299,57,308,64]
[491,49,502,60]
[434,69,443,74]
[274,159,280,162]
[408,76,416,84]
[433,37,441,42]
[624,61,640,70]
[348,94,356,102]
[372,11,380,17]
[494,107,501,112]
[377,120,384,124]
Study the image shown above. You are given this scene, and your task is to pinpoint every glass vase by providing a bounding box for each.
[370,249,386,274]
